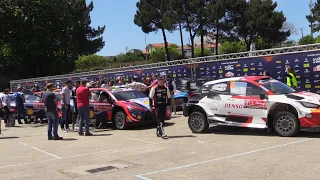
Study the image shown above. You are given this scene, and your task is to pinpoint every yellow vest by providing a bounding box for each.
[287,73,297,87]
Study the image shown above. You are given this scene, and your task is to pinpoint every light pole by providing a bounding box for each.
[145,33,148,63]
[300,27,304,38]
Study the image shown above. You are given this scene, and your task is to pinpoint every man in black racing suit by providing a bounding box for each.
[149,75,171,138]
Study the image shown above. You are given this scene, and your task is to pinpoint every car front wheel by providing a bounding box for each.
[273,112,300,137]
[114,111,128,130]
[188,112,208,133]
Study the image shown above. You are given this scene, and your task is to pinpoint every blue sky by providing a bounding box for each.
[86,0,314,56]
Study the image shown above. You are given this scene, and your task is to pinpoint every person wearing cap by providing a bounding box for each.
[43,83,63,140]
[166,75,177,115]
[15,87,28,124]
[76,78,93,136]
[149,75,171,138]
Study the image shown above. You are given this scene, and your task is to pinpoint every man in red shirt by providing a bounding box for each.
[76,79,93,136]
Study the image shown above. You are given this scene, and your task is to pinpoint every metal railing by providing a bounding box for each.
[10,43,320,84]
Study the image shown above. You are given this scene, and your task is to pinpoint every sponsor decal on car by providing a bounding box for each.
[224,103,244,109]
[94,104,111,111]
[244,100,267,109]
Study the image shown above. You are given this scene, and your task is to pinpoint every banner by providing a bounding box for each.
[195,50,320,93]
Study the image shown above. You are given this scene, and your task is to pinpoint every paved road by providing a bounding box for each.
[0,113,319,180]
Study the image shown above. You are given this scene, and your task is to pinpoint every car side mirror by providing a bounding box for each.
[260,93,268,100]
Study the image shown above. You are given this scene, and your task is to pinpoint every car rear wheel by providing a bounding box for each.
[188,112,208,133]
[273,112,299,137]
[114,111,128,130]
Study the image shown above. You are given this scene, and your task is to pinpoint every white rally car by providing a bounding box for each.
[182,76,320,137]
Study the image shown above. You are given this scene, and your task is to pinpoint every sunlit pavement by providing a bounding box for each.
[0,113,320,180]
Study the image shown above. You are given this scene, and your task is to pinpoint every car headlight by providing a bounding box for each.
[300,102,319,108]
[127,106,144,118]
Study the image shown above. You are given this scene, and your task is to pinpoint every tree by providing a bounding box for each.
[194,48,212,57]
[307,0,319,34]
[227,0,290,51]
[149,45,181,62]
[0,0,105,78]
[298,35,316,45]
[172,0,185,58]
[75,54,111,71]
[134,0,176,61]
[219,41,246,54]
[117,51,146,62]
[206,0,234,55]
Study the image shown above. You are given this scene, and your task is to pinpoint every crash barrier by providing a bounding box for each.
[10,43,320,93]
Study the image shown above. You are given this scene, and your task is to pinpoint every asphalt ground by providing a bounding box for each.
[0,113,320,180]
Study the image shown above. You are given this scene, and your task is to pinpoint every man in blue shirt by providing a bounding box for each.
[15,87,28,124]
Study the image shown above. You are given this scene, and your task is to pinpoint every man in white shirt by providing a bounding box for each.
[61,80,72,132]
[2,89,11,127]
[126,77,147,92]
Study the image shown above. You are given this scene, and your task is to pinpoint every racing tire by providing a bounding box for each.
[273,112,300,137]
[188,112,208,133]
[114,111,128,130]
[92,119,100,129]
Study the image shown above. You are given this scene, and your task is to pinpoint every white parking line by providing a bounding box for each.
[127,138,158,144]
[18,142,62,159]
[0,158,57,169]
[135,138,312,180]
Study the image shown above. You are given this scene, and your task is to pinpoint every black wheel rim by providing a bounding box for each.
[276,115,295,134]
[116,114,125,128]
[190,114,204,131]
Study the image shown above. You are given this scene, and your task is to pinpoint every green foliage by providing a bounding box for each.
[117,51,146,62]
[215,0,290,51]
[298,35,316,45]
[0,0,105,78]
[219,41,246,54]
[194,48,212,57]
[149,45,181,62]
[307,0,320,33]
[76,55,111,71]
[134,0,176,60]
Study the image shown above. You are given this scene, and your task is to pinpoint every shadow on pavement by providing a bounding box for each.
[32,124,46,128]
[166,135,196,139]
[61,138,78,141]
[91,134,112,137]
[204,126,320,138]
[0,136,19,139]
[130,122,176,130]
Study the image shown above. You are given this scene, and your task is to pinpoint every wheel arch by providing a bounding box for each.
[112,106,125,121]
[267,103,300,128]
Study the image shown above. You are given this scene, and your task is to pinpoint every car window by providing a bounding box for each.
[99,91,111,103]
[230,81,263,96]
[246,83,264,96]
[91,91,100,102]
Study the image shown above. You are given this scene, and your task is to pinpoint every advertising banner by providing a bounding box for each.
[105,64,192,86]
[195,50,320,93]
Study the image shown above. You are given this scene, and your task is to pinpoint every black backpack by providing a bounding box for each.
[168,80,174,92]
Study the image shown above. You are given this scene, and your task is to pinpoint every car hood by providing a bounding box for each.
[126,97,150,109]
[269,91,320,105]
